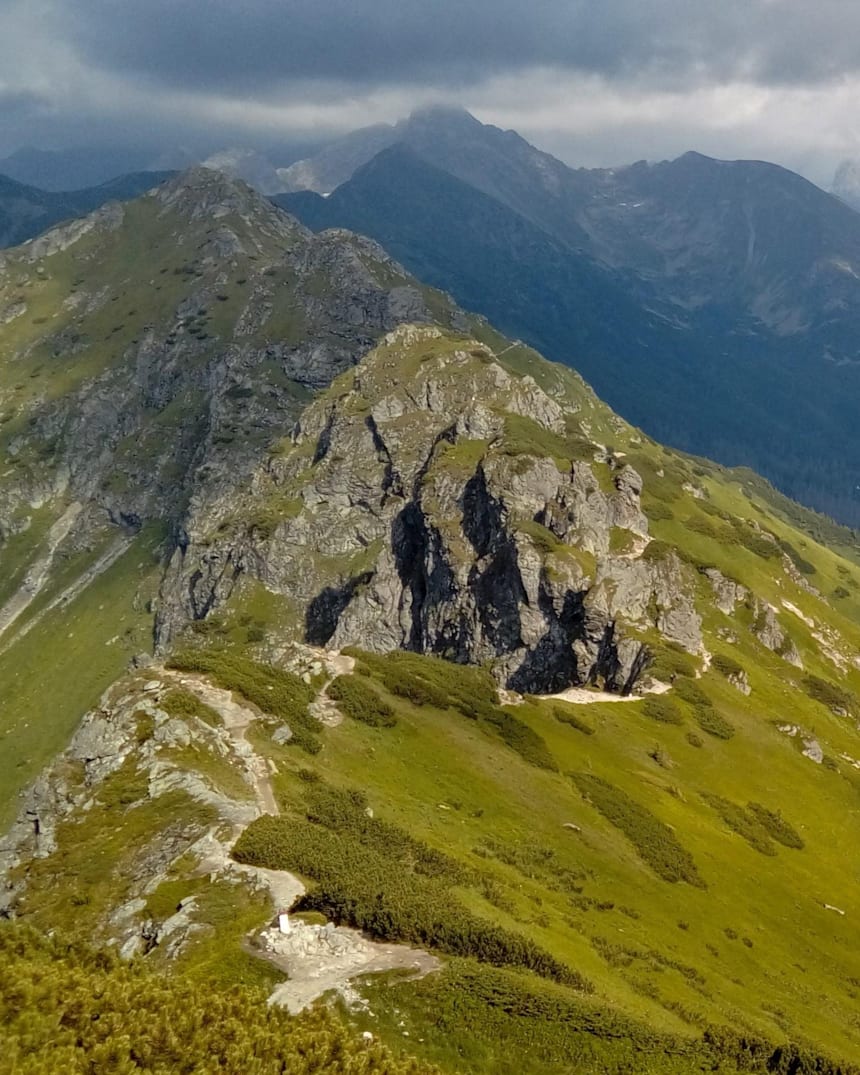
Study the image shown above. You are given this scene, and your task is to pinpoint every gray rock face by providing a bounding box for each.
[753,600,803,667]
[727,669,751,695]
[704,568,748,615]
[781,553,820,596]
[0,168,459,582]
[157,326,702,694]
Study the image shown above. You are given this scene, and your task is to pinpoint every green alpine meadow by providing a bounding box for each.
[2,167,860,1074]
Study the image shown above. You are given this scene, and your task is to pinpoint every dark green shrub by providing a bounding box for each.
[492,709,558,770]
[692,707,735,740]
[747,803,804,850]
[685,515,719,538]
[234,815,588,989]
[167,649,319,753]
[802,674,857,716]
[647,642,698,681]
[553,705,595,735]
[731,521,780,560]
[674,680,735,739]
[697,499,726,518]
[673,677,709,708]
[777,538,816,576]
[701,794,775,856]
[0,924,437,1074]
[349,650,556,769]
[642,695,683,725]
[711,653,744,679]
[326,675,396,727]
[302,782,462,881]
[572,773,704,887]
[159,688,221,726]
[640,540,675,563]
[476,839,585,894]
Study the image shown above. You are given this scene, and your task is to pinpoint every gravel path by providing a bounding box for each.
[160,651,439,1011]
[259,921,440,1014]
[174,674,280,816]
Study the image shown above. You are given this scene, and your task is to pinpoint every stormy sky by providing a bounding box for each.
[3,0,860,185]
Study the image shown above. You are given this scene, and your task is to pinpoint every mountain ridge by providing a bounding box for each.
[2,171,860,1073]
[279,112,860,524]
[0,169,175,249]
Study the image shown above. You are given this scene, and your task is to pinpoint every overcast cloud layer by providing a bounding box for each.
[3,0,860,184]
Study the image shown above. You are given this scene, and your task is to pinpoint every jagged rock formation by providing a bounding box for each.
[751,600,802,668]
[0,168,460,588]
[704,568,748,615]
[157,325,702,693]
[280,109,860,525]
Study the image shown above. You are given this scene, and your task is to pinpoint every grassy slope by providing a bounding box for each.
[0,528,161,830]
[243,653,860,1070]
[211,331,860,1069]
[1,196,860,1070]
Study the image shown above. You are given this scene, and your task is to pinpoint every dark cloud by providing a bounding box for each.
[2,0,860,186]
[55,0,860,94]
[0,87,47,109]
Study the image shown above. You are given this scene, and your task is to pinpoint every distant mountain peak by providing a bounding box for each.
[281,120,860,524]
[168,163,251,188]
[277,105,551,198]
[675,150,717,164]
[200,147,287,195]
[401,103,479,127]
[154,165,293,229]
[157,164,251,201]
[831,158,860,210]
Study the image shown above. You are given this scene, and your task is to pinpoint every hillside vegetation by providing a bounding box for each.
[3,173,860,1074]
[0,925,437,1074]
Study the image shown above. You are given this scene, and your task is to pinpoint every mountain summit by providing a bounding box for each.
[279,111,860,524]
[830,157,860,210]
[277,106,502,196]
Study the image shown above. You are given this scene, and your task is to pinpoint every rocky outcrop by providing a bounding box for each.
[726,668,751,695]
[1,175,706,699]
[781,553,820,596]
[752,600,803,667]
[0,169,459,592]
[157,326,702,694]
[0,669,262,916]
[704,568,748,615]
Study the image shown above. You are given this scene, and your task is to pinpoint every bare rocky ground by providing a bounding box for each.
[546,679,671,705]
[257,921,440,1014]
[0,643,439,1008]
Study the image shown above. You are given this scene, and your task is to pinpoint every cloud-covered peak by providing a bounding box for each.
[3,0,860,187]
